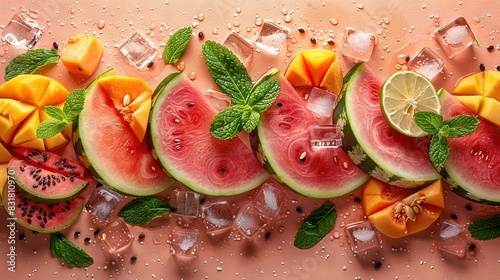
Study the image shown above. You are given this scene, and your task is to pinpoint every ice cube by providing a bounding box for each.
[223,32,254,62]
[253,181,286,217]
[344,221,382,254]
[234,203,268,238]
[100,218,134,256]
[119,32,158,69]
[342,28,375,62]
[170,227,199,258]
[255,20,290,54]
[201,201,233,233]
[306,87,338,117]
[407,47,444,81]
[435,17,475,58]
[1,13,43,49]
[309,124,343,149]
[170,188,200,218]
[85,185,123,223]
[437,220,467,257]
[204,89,232,111]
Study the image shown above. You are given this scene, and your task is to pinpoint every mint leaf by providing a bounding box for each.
[443,114,479,138]
[294,203,337,249]
[202,40,252,105]
[248,79,280,113]
[438,124,450,138]
[63,89,85,121]
[163,27,192,64]
[36,119,68,139]
[241,108,260,133]
[118,197,171,225]
[50,233,93,267]
[44,106,66,121]
[5,49,59,81]
[414,111,443,135]
[429,135,449,169]
[210,105,245,140]
[468,214,500,240]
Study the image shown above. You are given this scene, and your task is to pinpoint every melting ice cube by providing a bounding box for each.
[255,20,290,54]
[253,182,286,217]
[201,201,233,233]
[234,203,268,238]
[170,227,199,258]
[435,17,476,58]
[344,221,382,254]
[223,32,254,62]
[204,89,232,111]
[308,124,342,149]
[407,46,444,81]
[437,220,467,257]
[85,185,123,223]
[1,13,43,49]
[306,87,338,117]
[342,28,375,62]
[119,32,158,69]
[170,188,201,218]
[100,218,134,256]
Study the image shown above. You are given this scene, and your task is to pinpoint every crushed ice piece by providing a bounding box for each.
[352,228,376,242]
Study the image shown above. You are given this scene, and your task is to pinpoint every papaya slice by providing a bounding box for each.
[285,49,343,95]
[362,178,445,238]
[453,70,500,126]
[0,75,71,151]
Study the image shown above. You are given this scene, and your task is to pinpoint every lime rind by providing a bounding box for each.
[380,71,441,138]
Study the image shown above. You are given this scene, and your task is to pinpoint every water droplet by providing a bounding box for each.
[330,18,338,26]
[177,61,185,71]
[198,14,205,21]
[255,18,263,26]
[212,28,219,35]
[188,72,197,80]
[281,9,288,15]
[97,20,106,29]
[284,15,292,23]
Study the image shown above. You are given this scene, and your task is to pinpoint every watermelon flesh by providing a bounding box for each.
[149,73,269,196]
[75,77,175,196]
[254,71,369,198]
[335,63,440,188]
[2,184,83,233]
[439,89,500,204]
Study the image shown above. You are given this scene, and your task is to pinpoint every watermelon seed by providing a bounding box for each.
[342,161,349,169]
[299,151,307,162]
[19,233,25,240]
[354,197,361,203]
[465,205,472,211]
[450,213,457,220]
[27,218,32,224]
[277,102,283,107]
[40,223,45,228]
[221,166,226,173]
[200,197,206,204]
[296,207,303,214]
[74,231,81,237]
[20,166,25,172]
[374,261,382,270]
[187,102,195,107]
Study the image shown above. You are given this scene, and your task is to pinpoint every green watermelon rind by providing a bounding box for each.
[255,70,369,199]
[438,89,500,205]
[2,184,84,233]
[74,70,175,196]
[148,72,269,196]
[334,63,440,188]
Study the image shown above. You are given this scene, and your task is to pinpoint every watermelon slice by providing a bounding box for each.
[252,69,369,198]
[148,72,269,196]
[74,72,175,196]
[439,89,500,205]
[334,63,440,188]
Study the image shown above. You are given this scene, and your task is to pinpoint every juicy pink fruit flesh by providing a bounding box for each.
[257,75,369,198]
[150,74,269,196]
[78,82,174,196]
[440,90,500,202]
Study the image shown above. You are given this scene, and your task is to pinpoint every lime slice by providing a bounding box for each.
[380,71,440,137]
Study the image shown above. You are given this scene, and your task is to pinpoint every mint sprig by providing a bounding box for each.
[163,26,192,64]
[468,214,500,240]
[50,233,93,267]
[36,89,85,139]
[294,202,337,249]
[5,49,59,81]
[414,111,479,169]
[118,197,171,225]
[202,40,280,140]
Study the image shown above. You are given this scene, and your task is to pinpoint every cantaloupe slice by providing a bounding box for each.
[362,178,445,238]
[285,49,343,95]
[94,75,153,142]
[453,70,500,126]
[0,75,71,151]
[61,34,104,75]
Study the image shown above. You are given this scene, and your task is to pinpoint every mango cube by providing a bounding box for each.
[61,34,104,75]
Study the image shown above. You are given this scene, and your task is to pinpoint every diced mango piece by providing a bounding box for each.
[284,53,313,88]
[320,57,343,95]
[0,116,17,144]
[39,78,70,106]
[302,49,336,86]
[453,72,482,96]
[454,95,482,114]
[12,111,40,145]
[0,99,36,126]
[61,34,104,75]
[483,71,500,100]
[478,97,500,126]
[0,163,7,199]
[0,143,12,163]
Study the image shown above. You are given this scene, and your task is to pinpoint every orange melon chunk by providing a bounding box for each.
[362,178,445,238]
[61,34,104,75]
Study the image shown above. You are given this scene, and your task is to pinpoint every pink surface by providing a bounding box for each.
[1,0,500,279]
